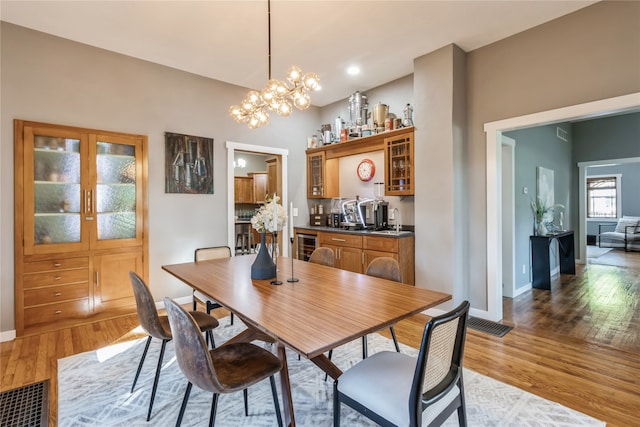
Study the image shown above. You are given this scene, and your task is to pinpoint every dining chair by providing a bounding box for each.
[309,247,335,267]
[334,300,470,427]
[129,272,219,421]
[362,257,402,358]
[193,246,235,325]
[164,297,284,427]
[325,256,402,380]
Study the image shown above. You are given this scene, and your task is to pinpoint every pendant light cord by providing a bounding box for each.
[267,0,272,80]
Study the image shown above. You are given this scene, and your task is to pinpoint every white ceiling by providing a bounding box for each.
[1,0,597,107]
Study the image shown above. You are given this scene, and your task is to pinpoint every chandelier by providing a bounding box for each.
[229,0,320,129]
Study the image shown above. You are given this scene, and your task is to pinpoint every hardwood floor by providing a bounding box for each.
[2,249,639,426]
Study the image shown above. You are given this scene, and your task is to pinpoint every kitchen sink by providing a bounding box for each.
[369,230,406,236]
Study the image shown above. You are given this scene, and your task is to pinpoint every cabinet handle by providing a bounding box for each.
[53,263,61,267]
[95,272,100,287]
[362,252,365,265]
[54,276,61,281]
[332,238,346,242]
[53,292,62,297]
[83,189,87,214]
[55,310,62,314]
[90,189,95,214]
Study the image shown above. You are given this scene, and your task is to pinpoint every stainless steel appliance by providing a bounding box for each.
[341,198,370,229]
[348,91,368,129]
[372,201,389,230]
[296,233,318,261]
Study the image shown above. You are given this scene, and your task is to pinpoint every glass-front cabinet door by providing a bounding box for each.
[23,126,90,255]
[90,134,144,250]
[21,126,145,254]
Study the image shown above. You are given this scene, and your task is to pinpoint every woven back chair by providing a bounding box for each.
[334,300,470,427]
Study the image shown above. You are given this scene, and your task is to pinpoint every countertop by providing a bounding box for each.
[294,225,414,238]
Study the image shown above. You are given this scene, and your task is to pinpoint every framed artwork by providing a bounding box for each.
[165,132,214,194]
[537,166,554,208]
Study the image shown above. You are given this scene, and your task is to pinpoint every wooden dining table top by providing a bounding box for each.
[162,254,451,359]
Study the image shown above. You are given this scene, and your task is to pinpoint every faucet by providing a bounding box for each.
[392,208,401,233]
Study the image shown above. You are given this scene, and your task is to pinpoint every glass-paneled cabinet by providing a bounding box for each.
[15,120,148,336]
[384,132,414,196]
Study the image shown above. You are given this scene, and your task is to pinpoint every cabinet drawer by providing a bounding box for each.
[23,268,89,289]
[24,257,89,274]
[363,236,399,253]
[24,283,89,307]
[24,298,90,327]
[319,232,362,248]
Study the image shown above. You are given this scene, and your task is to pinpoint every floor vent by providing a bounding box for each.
[468,317,513,337]
[0,380,49,427]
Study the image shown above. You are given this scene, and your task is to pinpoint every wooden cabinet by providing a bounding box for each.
[234,177,253,203]
[319,232,363,273]
[307,151,339,199]
[266,157,280,197]
[384,132,414,196]
[250,172,268,203]
[317,231,414,283]
[14,120,148,336]
[305,127,414,197]
[363,235,415,285]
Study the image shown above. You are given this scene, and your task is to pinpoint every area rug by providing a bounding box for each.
[58,317,604,426]
[587,246,612,258]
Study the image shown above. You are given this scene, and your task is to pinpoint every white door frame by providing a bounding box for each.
[501,136,516,299]
[578,157,640,260]
[226,141,290,256]
[483,92,640,321]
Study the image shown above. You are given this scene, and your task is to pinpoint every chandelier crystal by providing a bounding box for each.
[229,1,319,129]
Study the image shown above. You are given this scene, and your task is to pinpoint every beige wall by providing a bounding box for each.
[0,22,319,333]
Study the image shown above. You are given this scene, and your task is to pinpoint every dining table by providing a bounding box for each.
[162,254,451,427]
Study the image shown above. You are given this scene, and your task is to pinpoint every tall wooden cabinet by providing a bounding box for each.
[14,120,148,336]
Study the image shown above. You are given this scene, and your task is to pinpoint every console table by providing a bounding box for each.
[530,231,576,290]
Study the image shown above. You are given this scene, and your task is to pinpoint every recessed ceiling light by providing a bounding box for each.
[347,66,360,76]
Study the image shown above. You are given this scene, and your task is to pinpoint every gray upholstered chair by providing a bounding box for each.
[334,300,470,427]
[193,246,234,325]
[309,247,335,267]
[362,257,403,358]
[129,272,219,421]
[164,297,283,427]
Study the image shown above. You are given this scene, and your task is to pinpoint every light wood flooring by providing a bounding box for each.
[2,249,639,426]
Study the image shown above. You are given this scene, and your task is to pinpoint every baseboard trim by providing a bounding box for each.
[514,283,532,297]
[1,329,17,342]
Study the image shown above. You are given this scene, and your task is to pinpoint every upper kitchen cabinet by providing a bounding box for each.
[305,127,414,198]
[249,172,268,203]
[234,176,253,203]
[384,131,414,196]
[14,120,148,336]
[306,151,339,199]
[266,157,281,197]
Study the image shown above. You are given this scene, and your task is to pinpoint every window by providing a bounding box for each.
[586,175,621,218]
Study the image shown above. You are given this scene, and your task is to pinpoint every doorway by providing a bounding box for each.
[484,92,640,321]
[225,141,290,256]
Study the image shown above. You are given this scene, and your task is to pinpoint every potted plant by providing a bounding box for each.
[531,197,564,236]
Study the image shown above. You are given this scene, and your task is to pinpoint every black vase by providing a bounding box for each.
[251,233,276,280]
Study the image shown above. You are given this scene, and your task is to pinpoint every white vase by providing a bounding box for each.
[536,221,548,236]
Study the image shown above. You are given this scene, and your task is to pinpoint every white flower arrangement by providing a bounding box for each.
[251,194,288,233]
[531,197,564,225]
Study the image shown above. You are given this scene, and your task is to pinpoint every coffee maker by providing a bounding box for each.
[372,200,389,230]
[371,182,388,230]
